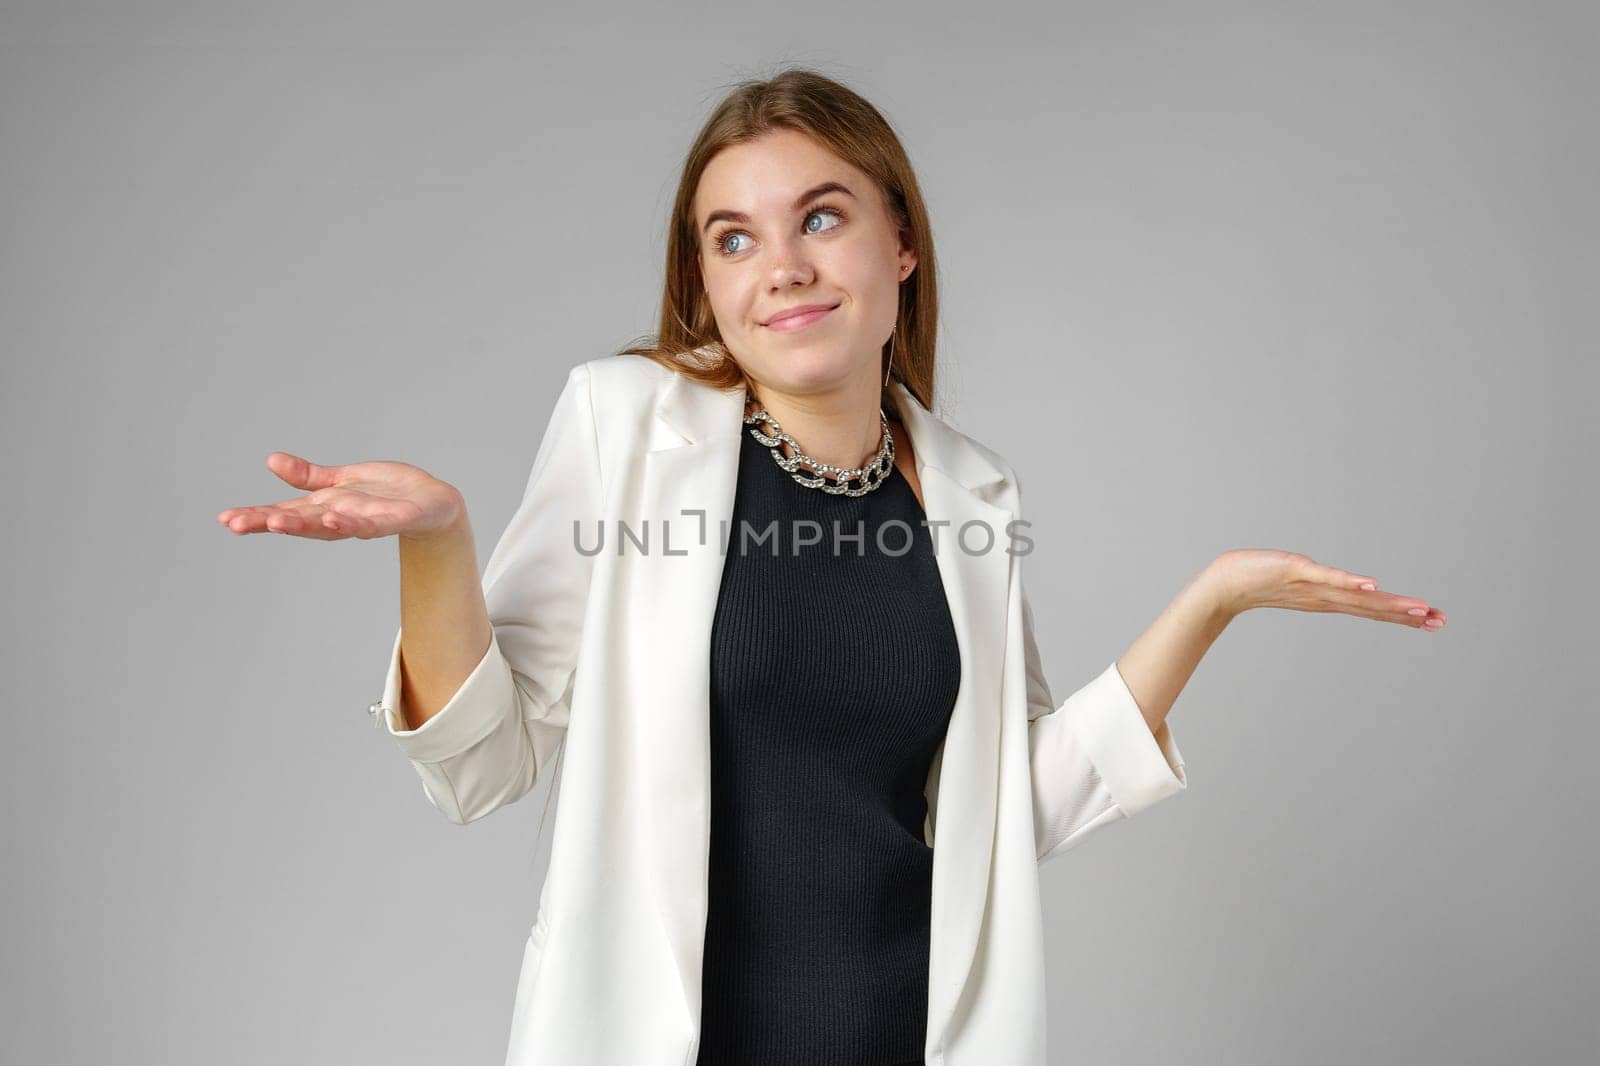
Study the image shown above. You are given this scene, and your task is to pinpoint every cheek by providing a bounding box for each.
[699,271,733,313]
[704,275,759,332]
[832,239,897,294]
[839,260,898,315]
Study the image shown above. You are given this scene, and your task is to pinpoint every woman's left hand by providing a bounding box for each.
[1207,549,1447,632]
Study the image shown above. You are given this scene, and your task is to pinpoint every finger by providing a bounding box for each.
[1389,602,1446,630]
[1296,581,1444,629]
[1305,586,1429,624]
[318,509,382,540]
[1339,584,1428,616]
[279,498,393,541]
[263,507,346,541]
[1313,562,1380,591]
[1390,593,1435,621]
[281,496,377,540]
[1318,590,1399,619]
[219,503,303,527]
[266,451,343,492]
[1347,602,1440,629]
[222,502,333,539]
[222,497,381,539]
[217,503,280,524]
[219,506,278,534]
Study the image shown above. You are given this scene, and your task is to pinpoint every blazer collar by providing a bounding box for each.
[650,349,1011,499]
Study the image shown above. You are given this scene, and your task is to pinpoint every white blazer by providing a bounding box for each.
[370,350,1188,1066]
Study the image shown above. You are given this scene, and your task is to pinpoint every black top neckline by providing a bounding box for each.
[737,425,923,517]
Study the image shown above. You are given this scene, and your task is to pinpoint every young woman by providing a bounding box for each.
[218,68,1445,1066]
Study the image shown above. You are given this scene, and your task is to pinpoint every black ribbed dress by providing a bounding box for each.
[693,424,962,1066]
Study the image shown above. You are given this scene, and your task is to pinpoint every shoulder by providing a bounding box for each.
[576,351,680,391]
[895,387,1023,504]
[561,351,678,403]
[963,430,1025,507]
[560,352,715,472]
[954,421,1027,515]
[557,352,682,426]
[528,355,674,496]
[952,425,1014,480]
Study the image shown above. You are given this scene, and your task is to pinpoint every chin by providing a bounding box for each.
[758,348,873,392]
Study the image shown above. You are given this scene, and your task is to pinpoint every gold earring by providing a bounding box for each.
[884,328,895,387]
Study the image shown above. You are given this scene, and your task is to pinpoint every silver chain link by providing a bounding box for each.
[742,393,896,497]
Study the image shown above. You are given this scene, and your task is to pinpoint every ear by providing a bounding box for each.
[897,228,917,282]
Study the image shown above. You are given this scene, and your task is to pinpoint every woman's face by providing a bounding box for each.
[693,128,916,400]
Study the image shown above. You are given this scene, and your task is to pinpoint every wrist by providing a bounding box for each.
[399,497,472,550]
[1196,557,1245,626]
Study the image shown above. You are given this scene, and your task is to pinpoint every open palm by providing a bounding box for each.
[217,451,464,542]
[1212,548,1447,631]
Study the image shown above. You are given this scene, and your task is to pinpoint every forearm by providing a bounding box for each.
[1113,561,1234,736]
[395,506,493,731]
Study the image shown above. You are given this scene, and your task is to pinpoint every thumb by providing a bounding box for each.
[265,451,342,491]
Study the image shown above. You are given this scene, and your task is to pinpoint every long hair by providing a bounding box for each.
[617,66,940,414]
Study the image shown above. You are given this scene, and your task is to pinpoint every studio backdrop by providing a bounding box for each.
[1,3,1592,1065]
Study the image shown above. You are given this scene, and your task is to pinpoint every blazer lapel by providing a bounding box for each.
[629,363,1014,1054]
[629,368,744,1031]
[888,382,1014,1055]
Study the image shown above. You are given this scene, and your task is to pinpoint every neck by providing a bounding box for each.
[746,371,891,471]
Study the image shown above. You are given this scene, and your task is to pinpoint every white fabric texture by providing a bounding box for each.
[373,352,1189,1065]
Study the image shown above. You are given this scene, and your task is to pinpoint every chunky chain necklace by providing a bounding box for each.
[742,390,896,497]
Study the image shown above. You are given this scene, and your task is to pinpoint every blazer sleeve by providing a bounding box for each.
[1023,572,1189,865]
[371,362,603,825]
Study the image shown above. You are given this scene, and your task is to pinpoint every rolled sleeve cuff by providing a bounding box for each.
[376,627,516,765]
[1063,660,1188,818]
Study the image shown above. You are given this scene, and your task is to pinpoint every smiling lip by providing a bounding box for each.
[763,303,839,331]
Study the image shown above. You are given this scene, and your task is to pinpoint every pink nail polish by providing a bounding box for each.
[1408,608,1428,616]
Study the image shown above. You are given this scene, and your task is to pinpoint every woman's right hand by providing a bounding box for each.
[217,451,467,542]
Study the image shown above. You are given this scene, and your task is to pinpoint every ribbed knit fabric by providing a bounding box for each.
[693,425,962,1066]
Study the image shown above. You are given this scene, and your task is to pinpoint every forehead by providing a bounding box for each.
[694,129,872,218]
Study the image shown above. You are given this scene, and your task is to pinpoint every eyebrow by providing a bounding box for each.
[700,181,857,235]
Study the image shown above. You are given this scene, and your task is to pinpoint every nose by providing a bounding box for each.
[765,234,816,289]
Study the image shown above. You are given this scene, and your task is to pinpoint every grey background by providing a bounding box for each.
[3,1,1594,1063]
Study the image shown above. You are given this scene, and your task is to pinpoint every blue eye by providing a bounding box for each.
[711,206,846,258]
[804,208,842,234]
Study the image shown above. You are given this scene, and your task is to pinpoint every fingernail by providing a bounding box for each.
[1408,608,1428,616]
[1360,583,1376,591]
[1424,618,1443,628]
